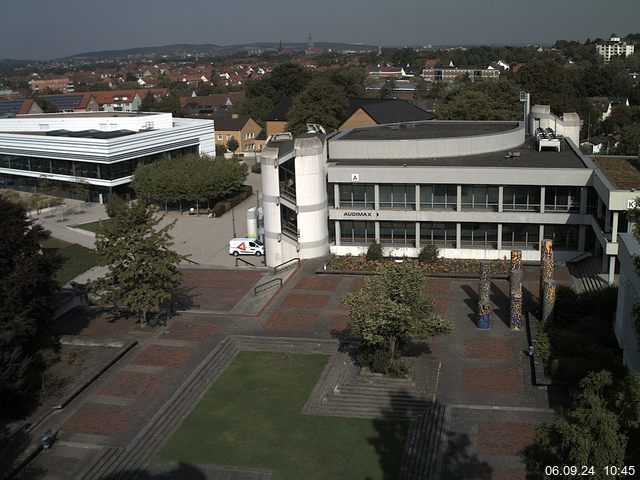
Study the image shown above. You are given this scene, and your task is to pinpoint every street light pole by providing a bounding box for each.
[231,205,237,238]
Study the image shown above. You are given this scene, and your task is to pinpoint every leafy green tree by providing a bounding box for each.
[524,370,640,478]
[366,240,384,261]
[92,202,187,326]
[413,78,430,101]
[285,77,348,134]
[268,63,312,100]
[139,91,157,111]
[156,93,183,116]
[329,66,367,97]
[379,78,397,99]
[226,136,239,153]
[105,194,127,218]
[0,196,61,417]
[343,262,452,369]
[239,95,274,125]
[516,59,578,114]
[616,123,640,155]
[215,143,227,157]
[131,154,248,211]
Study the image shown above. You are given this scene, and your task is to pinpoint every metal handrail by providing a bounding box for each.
[184,257,200,265]
[254,277,282,296]
[273,257,300,274]
[235,257,255,267]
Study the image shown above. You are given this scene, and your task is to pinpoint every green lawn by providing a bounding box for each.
[159,352,408,480]
[74,218,112,234]
[42,237,100,284]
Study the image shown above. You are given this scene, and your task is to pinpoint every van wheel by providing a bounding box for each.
[255,251,262,256]
[233,251,239,257]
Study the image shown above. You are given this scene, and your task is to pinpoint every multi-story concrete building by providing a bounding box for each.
[421,66,500,82]
[596,34,635,63]
[0,112,214,203]
[259,107,639,284]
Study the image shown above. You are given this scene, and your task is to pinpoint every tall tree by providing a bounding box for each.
[226,136,239,154]
[379,78,397,99]
[0,196,61,417]
[91,202,187,325]
[343,262,452,369]
[286,77,348,134]
[524,370,640,478]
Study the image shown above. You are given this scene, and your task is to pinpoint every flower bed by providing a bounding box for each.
[326,254,510,276]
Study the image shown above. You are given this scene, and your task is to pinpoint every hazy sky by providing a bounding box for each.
[1,0,639,60]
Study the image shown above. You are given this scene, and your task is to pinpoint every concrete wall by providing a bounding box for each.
[294,136,329,259]
[614,233,640,371]
[529,105,582,146]
[330,122,524,160]
[3,112,173,131]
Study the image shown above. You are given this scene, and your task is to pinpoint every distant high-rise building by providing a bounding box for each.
[596,34,635,63]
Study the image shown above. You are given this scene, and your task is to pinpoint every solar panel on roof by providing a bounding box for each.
[0,100,25,114]
[43,95,84,109]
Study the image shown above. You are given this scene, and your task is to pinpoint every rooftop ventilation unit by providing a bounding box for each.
[306,123,326,134]
[535,127,561,152]
[266,132,293,143]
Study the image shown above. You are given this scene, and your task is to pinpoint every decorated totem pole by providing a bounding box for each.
[477,261,491,329]
[509,250,523,330]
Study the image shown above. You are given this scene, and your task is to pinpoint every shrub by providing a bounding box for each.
[356,344,408,377]
[366,241,384,261]
[418,245,439,263]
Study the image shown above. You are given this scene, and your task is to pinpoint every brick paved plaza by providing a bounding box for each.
[21,260,567,479]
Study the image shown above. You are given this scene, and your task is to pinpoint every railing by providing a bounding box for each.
[254,278,283,296]
[184,257,200,265]
[235,257,255,267]
[274,257,300,275]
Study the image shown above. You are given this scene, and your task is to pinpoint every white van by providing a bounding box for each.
[229,238,264,256]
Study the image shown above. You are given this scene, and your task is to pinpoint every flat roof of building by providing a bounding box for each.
[16,112,158,119]
[592,155,640,190]
[330,137,587,169]
[338,121,519,141]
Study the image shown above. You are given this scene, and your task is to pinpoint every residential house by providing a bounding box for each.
[339,98,435,131]
[28,77,73,93]
[589,96,630,121]
[213,114,262,153]
[265,97,293,137]
[0,98,43,116]
[38,93,99,112]
[180,92,246,116]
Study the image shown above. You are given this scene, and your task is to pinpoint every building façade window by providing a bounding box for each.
[461,185,499,211]
[339,221,375,244]
[502,186,540,212]
[420,184,456,210]
[502,224,539,249]
[339,184,374,209]
[380,221,416,246]
[460,223,498,248]
[420,222,456,247]
[379,184,415,209]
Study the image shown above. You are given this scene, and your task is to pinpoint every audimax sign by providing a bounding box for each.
[342,211,380,217]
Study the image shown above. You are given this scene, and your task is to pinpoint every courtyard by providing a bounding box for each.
[13,257,569,479]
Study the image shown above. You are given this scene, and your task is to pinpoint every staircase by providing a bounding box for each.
[399,404,450,480]
[567,257,608,293]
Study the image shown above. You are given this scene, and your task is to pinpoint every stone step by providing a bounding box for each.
[399,404,447,480]
[120,341,240,469]
[84,339,241,478]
